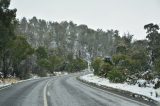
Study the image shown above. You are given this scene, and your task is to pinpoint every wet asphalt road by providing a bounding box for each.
[0,73,152,106]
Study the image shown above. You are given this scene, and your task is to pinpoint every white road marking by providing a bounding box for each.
[43,80,51,106]
[47,91,50,96]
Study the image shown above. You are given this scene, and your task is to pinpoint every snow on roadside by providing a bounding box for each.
[0,83,11,88]
[80,73,160,102]
[54,72,68,76]
[17,75,40,83]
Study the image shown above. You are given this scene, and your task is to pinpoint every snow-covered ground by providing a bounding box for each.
[80,73,160,102]
[54,72,68,76]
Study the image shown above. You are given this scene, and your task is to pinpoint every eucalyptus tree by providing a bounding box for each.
[11,36,34,79]
[144,23,160,74]
[0,0,17,77]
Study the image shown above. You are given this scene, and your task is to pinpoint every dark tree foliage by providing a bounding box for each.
[144,23,160,75]
[11,36,34,79]
[0,0,17,77]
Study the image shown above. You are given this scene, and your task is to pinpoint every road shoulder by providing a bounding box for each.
[77,77,158,106]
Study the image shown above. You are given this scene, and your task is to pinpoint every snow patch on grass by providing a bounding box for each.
[54,72,68,76]
[80,73,160,102]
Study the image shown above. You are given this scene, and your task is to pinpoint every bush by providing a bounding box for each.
[92,57,113,77]
[112,54,136,75]
[48,55,64,73]
[107,68,126,83]
[91,57,103,76]
[75,58,88,71]
[100,62,113,77]
[65,58,87,72]
[131,50,149,72]
[112,54,127,66]
[37,69,47,77]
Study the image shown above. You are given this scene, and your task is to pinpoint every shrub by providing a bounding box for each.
[37,69,47,77]
[107,68,126,83]
[100,62,113,77]
[112,54,127,66]
[65,58,87,72]
[92,57,103,76]
[112,54,136,75]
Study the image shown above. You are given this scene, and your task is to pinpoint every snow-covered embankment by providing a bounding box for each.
[80,74,160,103]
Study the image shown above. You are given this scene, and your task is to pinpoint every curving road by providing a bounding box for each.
[0,73,154,106]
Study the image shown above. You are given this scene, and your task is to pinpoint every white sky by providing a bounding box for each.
[10,0,160,40]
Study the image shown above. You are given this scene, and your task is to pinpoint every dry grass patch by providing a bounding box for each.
[0,78,19,84]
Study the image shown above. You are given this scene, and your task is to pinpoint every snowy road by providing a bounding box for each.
[0,74,152,106]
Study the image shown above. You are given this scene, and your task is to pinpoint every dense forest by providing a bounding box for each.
[0,0,160,84]
[14,16,118,78]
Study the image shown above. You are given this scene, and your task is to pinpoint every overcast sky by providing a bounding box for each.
[10,0,160,40]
